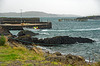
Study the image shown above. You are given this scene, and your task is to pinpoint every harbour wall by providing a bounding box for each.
[0,18,52,30]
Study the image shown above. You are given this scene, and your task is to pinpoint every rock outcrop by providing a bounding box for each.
[17,30,39,36]
[46,54,86,65]
[17,35,33,44]
[53,52,62,56]
[16,30,39,44]
[0,26,12,36]
[36,36,95,45]
[15,35,95,46]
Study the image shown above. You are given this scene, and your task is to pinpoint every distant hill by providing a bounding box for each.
[0,11,80,17]
[77,16,100,20]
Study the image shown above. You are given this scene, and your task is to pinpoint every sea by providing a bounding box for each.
[10,17,100,62]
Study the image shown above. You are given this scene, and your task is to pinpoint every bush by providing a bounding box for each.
[0,35,6,46]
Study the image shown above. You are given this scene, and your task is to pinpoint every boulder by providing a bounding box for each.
[46,54,86,65]
[17,30,39,37]
[46,56,65,62]
[17,35,33,44]
[65,54,86,65]
[53,52,62,56]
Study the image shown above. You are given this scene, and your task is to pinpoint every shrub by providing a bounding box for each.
[0,35,6,46]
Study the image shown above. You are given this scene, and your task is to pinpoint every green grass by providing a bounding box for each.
[0,35,6,46]
[22,63,33,66]
[66,64,73,66]
[0,43,99,66]
[0,44,66,66]
[0,45,44,65]
[0,54,18,61]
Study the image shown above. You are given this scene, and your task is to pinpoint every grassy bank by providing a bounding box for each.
[0,36,100,66]
[0,42,65,66]
[0,44,41,65]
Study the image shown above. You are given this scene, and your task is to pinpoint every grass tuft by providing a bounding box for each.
[0,35,6,46]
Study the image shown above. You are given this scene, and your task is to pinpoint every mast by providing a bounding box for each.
[20,9,22,24]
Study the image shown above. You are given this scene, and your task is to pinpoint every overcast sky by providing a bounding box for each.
[0,0,100,16]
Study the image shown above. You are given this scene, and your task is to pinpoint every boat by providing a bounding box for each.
[23,27,41,31]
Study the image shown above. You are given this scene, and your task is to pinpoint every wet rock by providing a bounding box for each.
[17,35,33,44]
[53,52,62,56]
[41,36,95,44]
[12,35,95,46]
[17,30,39,36]
[32,38,39,43]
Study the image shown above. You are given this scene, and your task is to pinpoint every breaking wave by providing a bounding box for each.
[41,28,100,32]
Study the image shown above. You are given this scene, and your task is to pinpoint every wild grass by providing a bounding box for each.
[0,43,65,66]
[0,35,6,46]
[0,42,100,66]
[0,43,45,65]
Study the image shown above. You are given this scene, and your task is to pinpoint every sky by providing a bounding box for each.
[0,0,100,16]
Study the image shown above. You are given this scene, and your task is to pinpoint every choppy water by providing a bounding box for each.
[10,17,100,62]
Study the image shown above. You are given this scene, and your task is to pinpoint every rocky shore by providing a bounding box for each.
[0,29,99,66]
[6,39,96,66]
[0,27,95,46]
[11,30,95,46]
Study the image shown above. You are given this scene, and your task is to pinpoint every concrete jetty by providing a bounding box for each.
[0,23,52,30]
[0,18,52,30]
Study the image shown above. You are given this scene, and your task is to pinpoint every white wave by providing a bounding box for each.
[36,46,55,53]
[85,59,92,62]
[42,29,69,32]
[42,28,100,32]
[39,33,50,35]
[92,38,99,42]
[37,46,47,50]
[73,28,100,31]
[41,29,49,31]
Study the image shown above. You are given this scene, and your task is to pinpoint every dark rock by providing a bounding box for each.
[13,35,95,46]
[53,52,62,56]
[9,35,17,38]
[40,36,95,44]
[17,35,33,44]
[32,38,39,42]
[17,30,39,36]
[0,26,12,36]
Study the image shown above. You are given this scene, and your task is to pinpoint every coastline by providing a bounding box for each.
[0,35,99,66]
[37,45,94,63]
[1,17,100,65]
